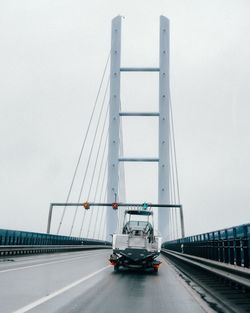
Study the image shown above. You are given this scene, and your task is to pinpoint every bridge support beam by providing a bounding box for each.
[158,16,170,241]
[107,15,122,240]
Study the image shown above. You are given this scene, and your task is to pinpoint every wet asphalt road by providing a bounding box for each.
[0,250,209,313]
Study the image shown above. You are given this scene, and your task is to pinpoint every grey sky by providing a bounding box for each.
[0,0,249,237]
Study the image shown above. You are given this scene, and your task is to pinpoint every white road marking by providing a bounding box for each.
[0,249,106,264]
[13,265,111,313]
[0,251,107,274]
[1,249,100,263]
[1,249,109,264]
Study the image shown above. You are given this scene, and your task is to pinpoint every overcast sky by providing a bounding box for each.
[0,0,249,238]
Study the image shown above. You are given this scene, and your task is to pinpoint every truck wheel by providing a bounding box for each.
[153,267,158,273]
[114,265,119,272]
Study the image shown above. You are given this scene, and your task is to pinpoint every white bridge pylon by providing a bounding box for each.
[107,16,171,240]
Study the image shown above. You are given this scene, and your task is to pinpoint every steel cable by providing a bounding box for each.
[69,77,110,237]
[170,129,178,239]
[169,149,176,240]
[86,118,109,237]
[93,160,108,238]
[169,95,181,203]
[71,110,108,238]
[169,83,181,238]
[100,190,107,240]
[96,165,108,239]
[91,139,108,238]
[56,52,110,234]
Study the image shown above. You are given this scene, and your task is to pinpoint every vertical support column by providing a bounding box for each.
[158,16,170,241]
[47,204,53,234]
[107,16,122,240]
[180,206,185,238]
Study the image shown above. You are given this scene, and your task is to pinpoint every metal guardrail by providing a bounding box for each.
[162,223,250,268]
[161,248,250,288]
[0,228,111,257]
[161,248,250,313]
[0,244,111,256]
[0,228,111,246]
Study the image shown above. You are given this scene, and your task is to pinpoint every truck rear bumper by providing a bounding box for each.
[109,250,161,270]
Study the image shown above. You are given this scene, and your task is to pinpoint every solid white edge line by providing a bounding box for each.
[2,249,102,263]
[0,251,107,274]
[13,265,111,313]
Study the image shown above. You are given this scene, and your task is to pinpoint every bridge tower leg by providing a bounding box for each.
[158,16,170,241]
[107,16,171,241]
[107,16,122,240]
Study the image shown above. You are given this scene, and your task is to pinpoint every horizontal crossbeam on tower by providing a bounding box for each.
[119,112,160,117]
[120,67,160,72]
[118,157,159,162]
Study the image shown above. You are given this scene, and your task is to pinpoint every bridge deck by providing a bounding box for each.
[0,250,208,313]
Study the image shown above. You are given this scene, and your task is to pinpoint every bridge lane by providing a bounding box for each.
[0,250,110,313]
[0,251,210,313]
[52,256,209,313]
[0,250,108,273]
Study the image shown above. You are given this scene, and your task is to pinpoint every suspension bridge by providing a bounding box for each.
[0,15,249,313]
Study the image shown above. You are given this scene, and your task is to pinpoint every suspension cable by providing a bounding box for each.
[86,115,109,237]
[71,111,108,238]
[56,52,110,234]
[68,77,110,236]
[95,163,108,239]
[99,190,107,240]
[169,89,181,238]
[169,156,174,240]
[170,99,180,203]
[170,151,176,240]
[78,156,107,238]
[90,136,108,238]
[93,160,108,238]
[169,128,178,239]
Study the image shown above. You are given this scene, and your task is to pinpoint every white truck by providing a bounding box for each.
[109,207,162,272]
